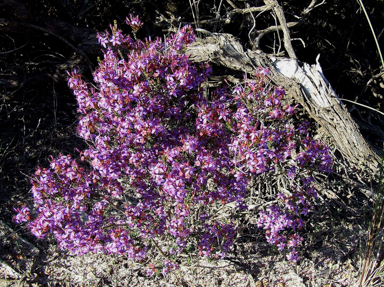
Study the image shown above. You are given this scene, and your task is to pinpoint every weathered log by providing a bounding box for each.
[186,33,380,171]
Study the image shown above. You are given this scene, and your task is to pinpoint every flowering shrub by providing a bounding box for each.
[222,76,332,261]
[15,15,332,272]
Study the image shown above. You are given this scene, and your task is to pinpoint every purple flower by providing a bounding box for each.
[286,249,299,262]
[13,206,31,223]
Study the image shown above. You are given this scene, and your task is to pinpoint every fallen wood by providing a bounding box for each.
[186,33,380,171]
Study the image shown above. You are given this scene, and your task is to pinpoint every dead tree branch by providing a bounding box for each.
[255,21,299,51]
[186,34,380,172]
[263,0,296,59]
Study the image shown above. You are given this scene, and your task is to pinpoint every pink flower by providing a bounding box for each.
[126,14,143,32]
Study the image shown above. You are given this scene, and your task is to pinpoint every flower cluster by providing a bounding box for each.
[15,17,332,271]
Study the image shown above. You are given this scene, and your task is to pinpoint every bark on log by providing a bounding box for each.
[186,33,380,171]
